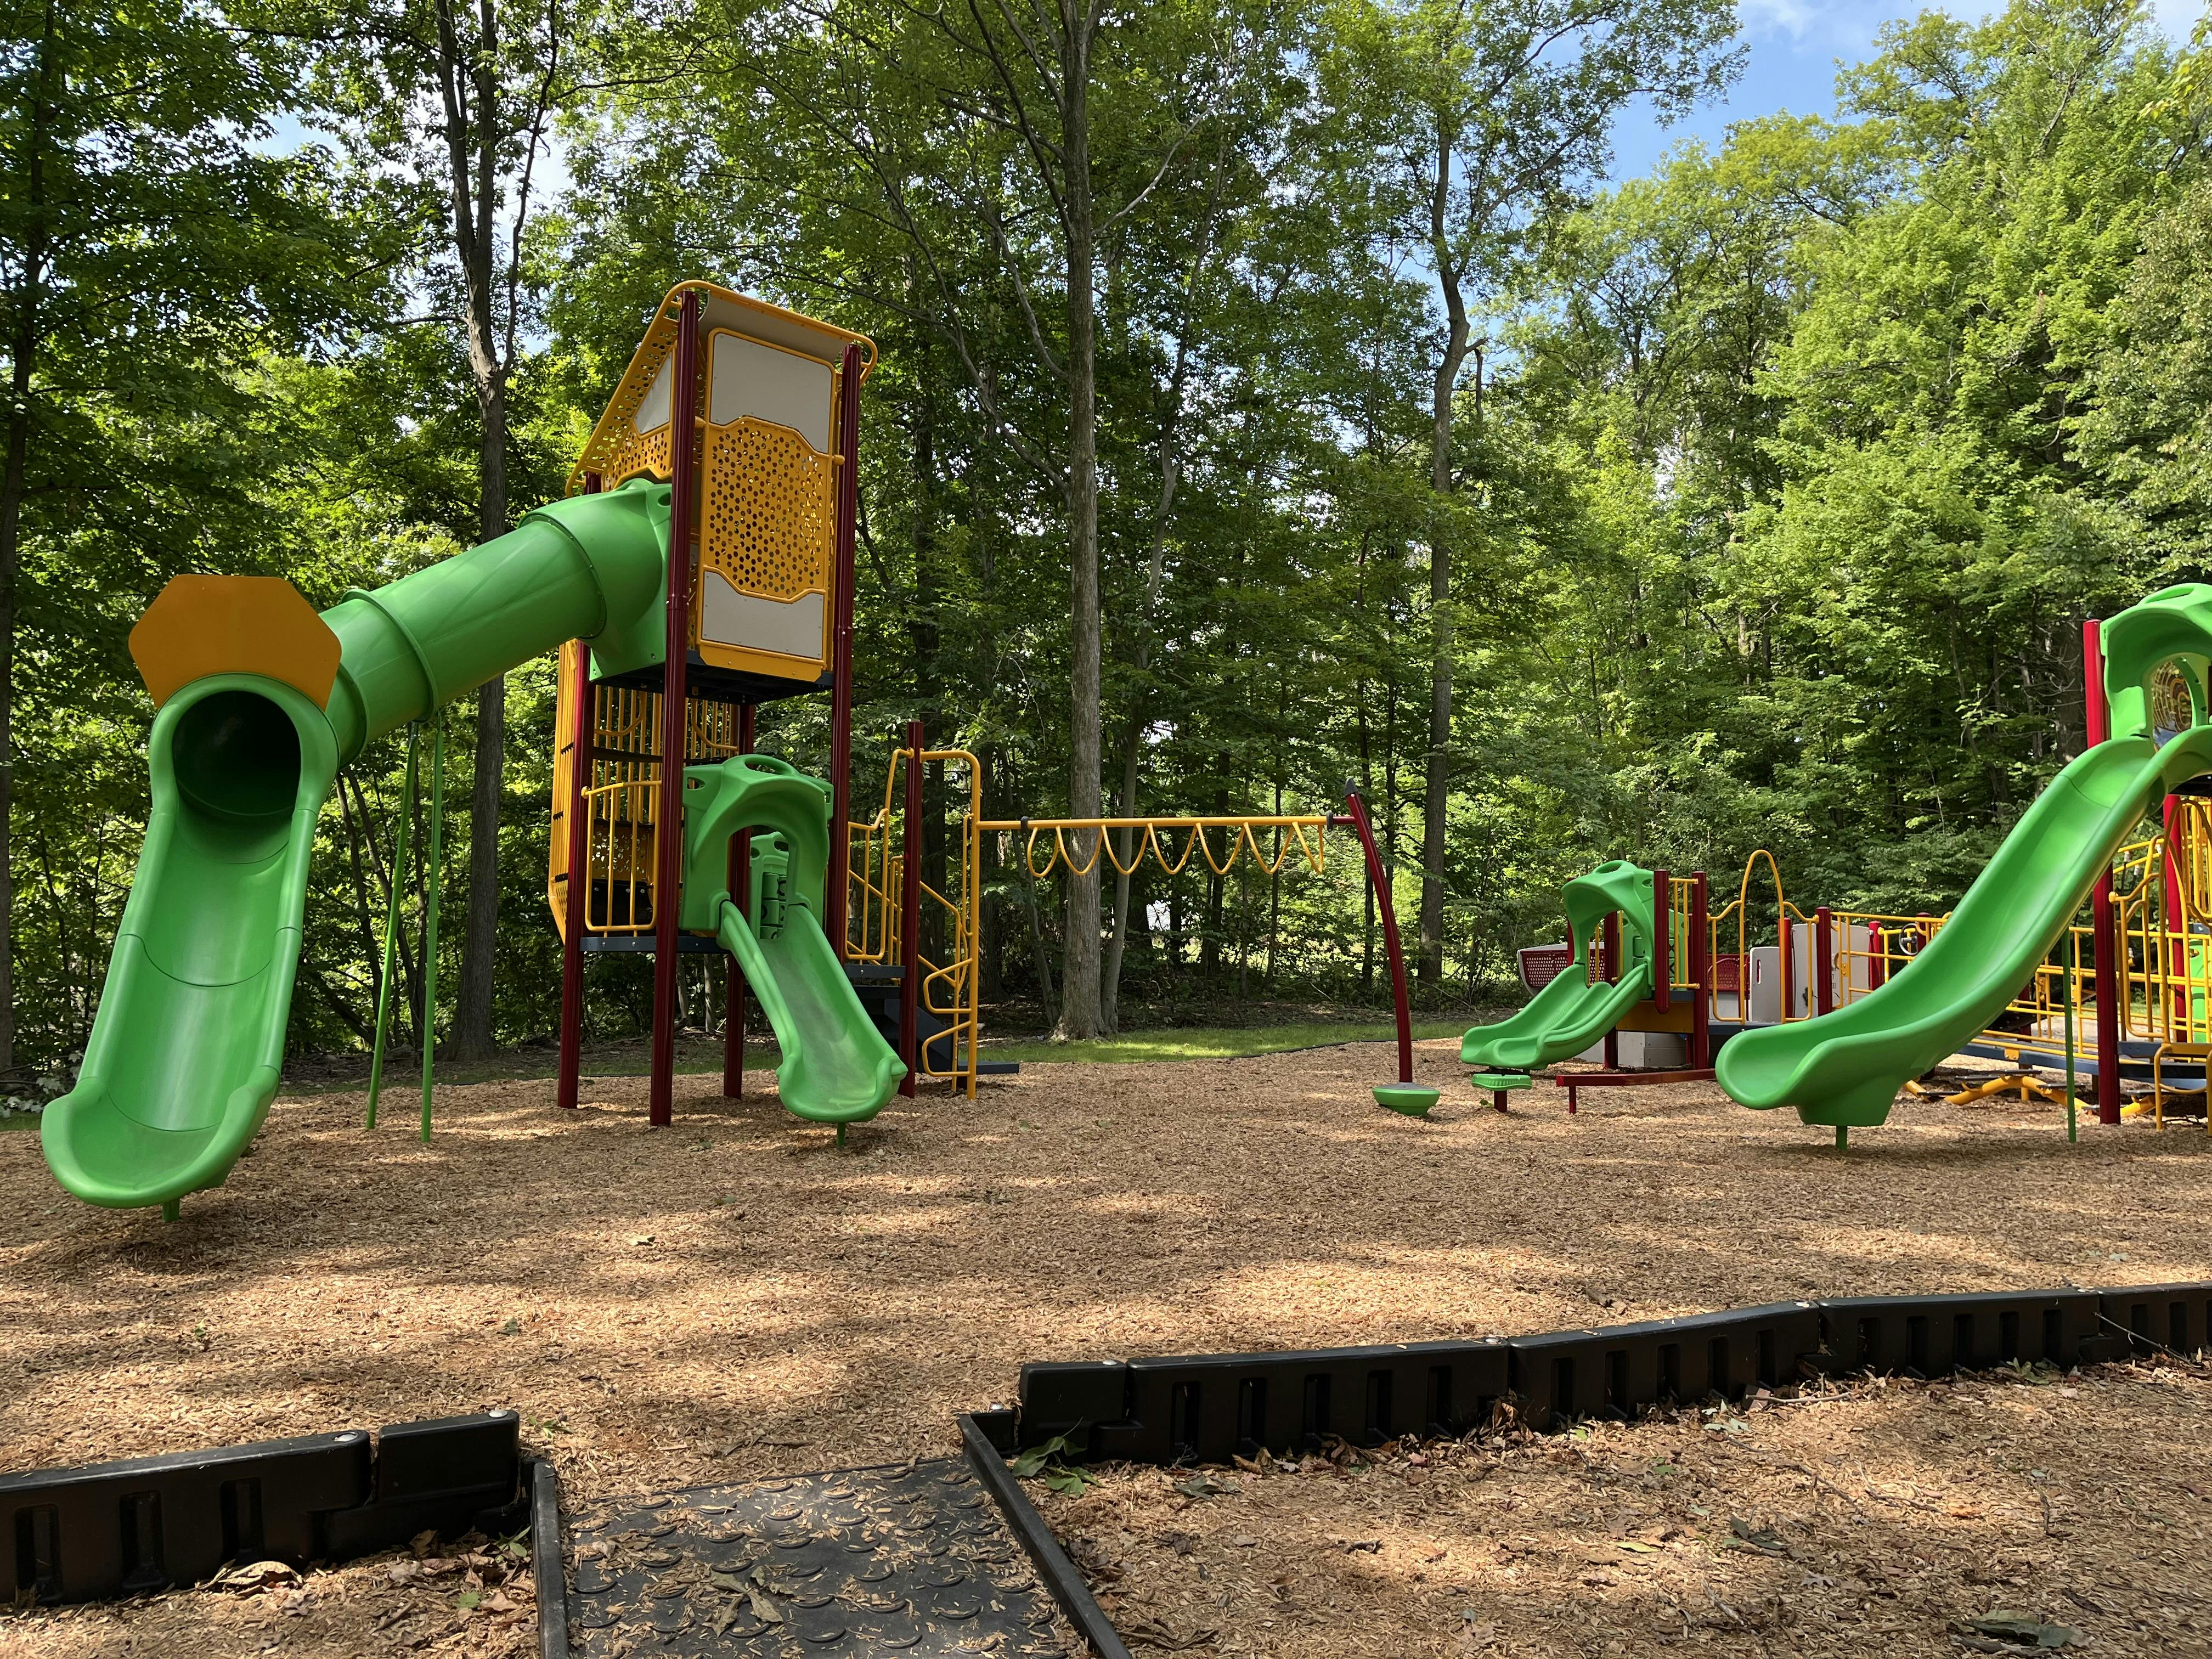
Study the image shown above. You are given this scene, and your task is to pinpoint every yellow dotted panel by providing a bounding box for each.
[596,421,675,494]
[699,420,832,606]
[569,311,681,492]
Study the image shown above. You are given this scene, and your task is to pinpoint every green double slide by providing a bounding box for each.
[1718,583,2212,1128]
[43,477,885,1213]
[1462,861,1655,1070]
[679,755,901,1124]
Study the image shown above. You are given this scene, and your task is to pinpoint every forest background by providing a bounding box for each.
[5,0,2210,1087]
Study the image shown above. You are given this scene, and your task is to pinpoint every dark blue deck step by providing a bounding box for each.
[844,965,1020,1077]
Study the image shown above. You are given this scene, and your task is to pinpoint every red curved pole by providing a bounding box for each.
[1336,787,1412,1084]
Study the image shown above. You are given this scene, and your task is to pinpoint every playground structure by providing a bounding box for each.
[37,281,909,1212]
[35,279,1430,1216]
[539,282,1425,1124]
[830,743,1430,1110]
[63,275,2212,1223]
[1472,828,2212,1125]
[1471,597,2212,1133]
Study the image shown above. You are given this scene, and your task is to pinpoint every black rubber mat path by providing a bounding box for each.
[563,1457,1073,1656]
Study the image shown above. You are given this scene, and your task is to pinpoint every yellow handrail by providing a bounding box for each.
[847,747,985,1096]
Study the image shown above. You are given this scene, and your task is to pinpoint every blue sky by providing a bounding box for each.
[1607,0,2208,182]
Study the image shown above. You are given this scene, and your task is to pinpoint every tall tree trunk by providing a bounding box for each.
[910,350,946,962]
[0,0,55,1081]
[978,747,1003,1000]
[1099,452,1180,1034]
[1099,171,1220,1035]
[1100,732,1142,1035]
[1203,779,1227,976]
[1055,19,1103,1041]
[457,669,504,1057]
[1266,768,1282,986]
[1420,116,1471,985]
[1359,703,1375,995]
[441,0,510,1062]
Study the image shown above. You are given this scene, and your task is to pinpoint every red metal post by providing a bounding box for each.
[2164,792,2186,1036]
[826,343,864,961]
[1689,872,1709,1068]
[1780,901,1796,1023]
[1602,912,1620,1069]
[648,289,701,1130]
[556,473,602,1111]
[1814,905,1834,1017]
[724,702,755,1099]
[2086,616,2121,1124]
[1338,788,1413,1084]
[1652,870,1671,1014]
[899,720,923,1097]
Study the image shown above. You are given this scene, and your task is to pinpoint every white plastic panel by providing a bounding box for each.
[707,331,834,453]
[633,354,673,435]
[699,569,826,662]
[1746,924,1816,1025]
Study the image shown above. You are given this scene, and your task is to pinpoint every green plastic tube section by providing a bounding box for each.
[319,478,672,766]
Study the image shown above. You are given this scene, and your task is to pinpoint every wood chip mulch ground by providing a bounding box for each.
[1030,1363,2212,1657]
[1,1039,2208,1655]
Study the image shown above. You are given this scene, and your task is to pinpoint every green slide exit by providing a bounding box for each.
[1462,861,1655,1071]
[44,481,674,1211]
[39,679,340,1212]
[1717,583,2212,1128]
[680,755,901,1125]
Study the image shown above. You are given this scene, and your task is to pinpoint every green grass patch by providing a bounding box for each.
[278,1017,1479,1094]
[983,1019,1466,1066]
[0,1111,41,1133]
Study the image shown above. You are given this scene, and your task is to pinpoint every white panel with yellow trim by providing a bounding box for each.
[565,281,873,690]
[694,326,839,680]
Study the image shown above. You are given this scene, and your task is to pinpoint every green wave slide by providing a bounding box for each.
[679,755,901,1124]
[1718,582,2212,1130]
[1462,861,1655,1070]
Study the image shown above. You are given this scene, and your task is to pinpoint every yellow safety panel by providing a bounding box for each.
[566,280,873,499]
[546,653,750,943]
[128,575,342,710]
[563,280,872,684]
[702,421,831,599]
[696,419,835,679]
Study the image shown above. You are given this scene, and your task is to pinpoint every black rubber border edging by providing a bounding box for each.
[528,1457,566,1659]
[0,1410,523,1606]
[958,1412,1132,1659]
[1013,1280,2212,1463]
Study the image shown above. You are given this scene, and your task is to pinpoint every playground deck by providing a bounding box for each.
[2,1042,2209,1656]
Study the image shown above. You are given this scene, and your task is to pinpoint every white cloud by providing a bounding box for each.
[1734,0,1893,50]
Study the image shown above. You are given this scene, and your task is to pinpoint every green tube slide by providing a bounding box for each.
[1717,582,2212,1130]
[43,481,673,1212]
[1462,861,1655,1070]
[679,754,901,1124]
